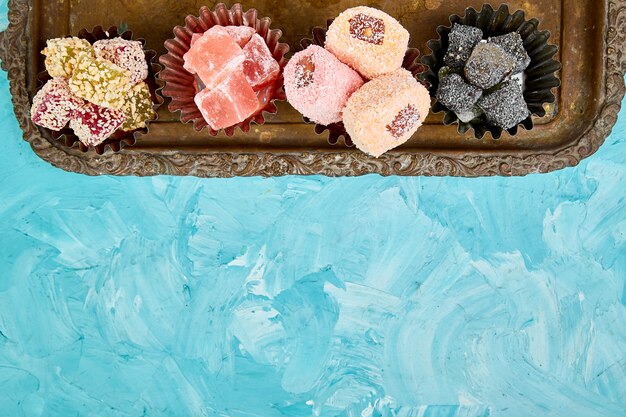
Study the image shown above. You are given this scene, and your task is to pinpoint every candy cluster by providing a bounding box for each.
[31,36,156,147]
[436,24,531,129]
[284,6,430,157]
[183,26,280,131]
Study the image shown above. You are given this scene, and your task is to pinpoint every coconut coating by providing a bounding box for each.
[284,45,364,126]
[343,69,430,157]
[325,6,410,80]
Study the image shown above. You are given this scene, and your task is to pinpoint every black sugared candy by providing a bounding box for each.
[444,24,483,68]
[489,32,531,73]
[478,80,530,129]
[464,43,516,89]
[436,73,483,113]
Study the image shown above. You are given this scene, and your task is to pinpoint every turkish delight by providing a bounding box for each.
[121,82,156,131]
[93,38,149,85]
[42,37,94,78]
[343,69,430,157]
[325,6,410,79]
[284,45,363,125]
[70,102,126,146]
[194,70,260,131]
[69,54,132,110]
[242,34,280,89]
[31,78,84,131]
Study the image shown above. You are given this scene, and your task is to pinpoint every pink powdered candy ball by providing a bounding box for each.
[70,101,126,146]
[284,45,364,126]
[325,6,410,80]
[343,68,430,157]
[31,78,84,131]
[93,38,148,85]
[242,34,280,89]
[194,69,260,131]
[183,26,245,90]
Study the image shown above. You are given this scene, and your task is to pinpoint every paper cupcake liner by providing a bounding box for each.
[300,20,426,147]
[36,26,163,155]
[420,4,561,139]
[158,3,289,136]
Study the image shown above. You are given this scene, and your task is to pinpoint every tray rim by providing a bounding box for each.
[0,0,624,178]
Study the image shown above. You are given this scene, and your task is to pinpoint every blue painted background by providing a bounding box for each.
[1,3,625,415]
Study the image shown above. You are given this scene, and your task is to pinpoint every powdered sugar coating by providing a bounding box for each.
[70,102,126,146]
[183,26,246,91]
[224,26,256,47]
[93,38,149,85]
[284,45,364,125]
[242,34,280,89]
[325,6,409,79]
[343,68,430,157]
[31,78,84,131]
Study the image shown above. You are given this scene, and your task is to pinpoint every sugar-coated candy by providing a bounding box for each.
[343,69,430,157]
[121,82,156,131]
[42,37,94,78]
[444,24,483,68]
[194,70,260,131]
[190,33,202,48]
[284,45,364,125]
[70,102,126,146]
[69,54,132,110]
[190,26,255,49]
[183,26,245,90]
[224,26,256,47]
[488,32,531,73]
[456,106,483,123]
[477,80,530,129]
[31,78,84,131]
[436,73,483,113]
[242,34,280,88]
[325,6,410,79]
[464,43,515,89]
[93,38,149,85]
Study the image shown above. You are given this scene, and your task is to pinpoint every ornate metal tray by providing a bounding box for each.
[1,0,624,177]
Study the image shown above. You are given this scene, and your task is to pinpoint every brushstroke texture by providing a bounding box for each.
[0,4,625,415]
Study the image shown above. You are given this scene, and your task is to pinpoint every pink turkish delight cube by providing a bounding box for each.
[31,78,84,131]
[194,69,260,131]
[242,34,280,89]
[190,33,202,48]
[70,102,126,146]
[224,26,256,47]
[93,38,148,85]
[183,26,245,90]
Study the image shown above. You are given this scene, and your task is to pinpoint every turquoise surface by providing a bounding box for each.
[1,3,625,416]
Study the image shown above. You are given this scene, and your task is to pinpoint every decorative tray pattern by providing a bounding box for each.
[1,0,625,177]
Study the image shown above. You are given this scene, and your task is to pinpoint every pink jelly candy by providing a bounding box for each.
[93,38,148,85]
[194,69,260,131]
[224,26,256,47]
[183,26,245,90]
[190,33,202,48]
[284,45,364,125]
[242,34,280,89]
[31,78,84,131]
[69,102,126,146]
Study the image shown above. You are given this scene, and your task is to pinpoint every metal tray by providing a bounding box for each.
[1,0,625,177]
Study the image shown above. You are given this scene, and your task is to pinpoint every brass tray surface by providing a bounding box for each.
[1,0,625,177]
